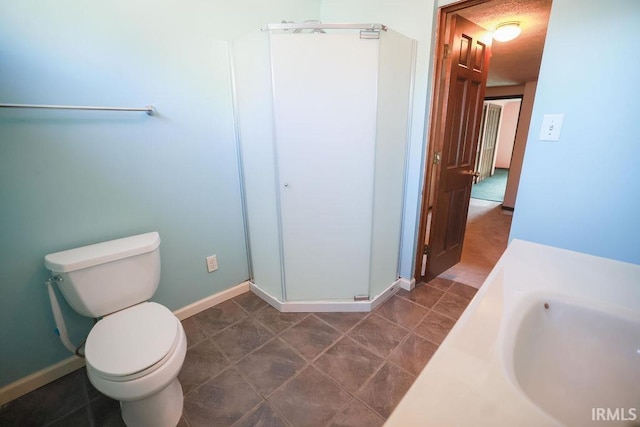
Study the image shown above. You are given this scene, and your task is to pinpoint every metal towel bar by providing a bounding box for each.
[0,103,155,115]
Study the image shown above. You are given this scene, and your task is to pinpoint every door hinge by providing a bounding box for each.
[353,295,370,301]
[433,152,442,165]
[443,44,449,59]
[423,245,431,255]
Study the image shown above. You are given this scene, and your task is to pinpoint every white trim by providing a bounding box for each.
[250,279,400,312]
[369,279,402,310]
[398,277,416,291]
[0,356,85,406]
[248,282,283,310]
[0,281,251,406]
[172,281,251,320]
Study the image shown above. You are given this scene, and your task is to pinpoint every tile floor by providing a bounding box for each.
[439,198,513,288]
[0,278,476,427]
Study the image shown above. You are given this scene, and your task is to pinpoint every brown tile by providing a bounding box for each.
[348,314,408,358]
[47,406,91,427]
[234,402,287,427]
[233,291,268,313]
[425,277,454,291]
[192,300,247,336]
[432,292,471,320]
[314,337,383,393]
[357,363,415,419]
[269,366,351,426]
[438,198,512,288]
[0,370,86,426]
[329,398,384,427]
[253,305,307,334]
[178,338,230,394]
[315,311,367,333]
[395,288,412,299]
[236,338,306,396]
[88,395,126,426]
[413,310,457,345]
[279,315,342,360]
[399,284,445,309]
[82,368,102,400]
[213,317,274,362]
[447,281,478,300]
[181,317,207,348]
[375,296,427,329]
[389,333,438,376]
[184,368,262,427]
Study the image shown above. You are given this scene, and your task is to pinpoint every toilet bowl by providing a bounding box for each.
[85,302,187,426]
[44,232,187,427]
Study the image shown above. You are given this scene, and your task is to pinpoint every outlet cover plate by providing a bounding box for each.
[206,255,218,273]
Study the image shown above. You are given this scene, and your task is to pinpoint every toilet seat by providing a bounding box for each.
[85,302,180,382]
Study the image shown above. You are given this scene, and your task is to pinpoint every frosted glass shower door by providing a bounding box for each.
[369,30,415,298]
[233,31,284,301]
[270,33,378,301]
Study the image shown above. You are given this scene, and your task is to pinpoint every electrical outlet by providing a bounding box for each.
[206,255,218,273]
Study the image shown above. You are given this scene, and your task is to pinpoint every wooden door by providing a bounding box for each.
[427,15,492,278]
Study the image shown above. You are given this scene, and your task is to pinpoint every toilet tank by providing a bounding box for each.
[44,232,161,318]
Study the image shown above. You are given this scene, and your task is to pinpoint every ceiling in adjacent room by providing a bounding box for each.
[457,0,553,87]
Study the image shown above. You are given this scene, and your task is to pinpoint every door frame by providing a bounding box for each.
[485,94,524,176]
[414,0,492,282]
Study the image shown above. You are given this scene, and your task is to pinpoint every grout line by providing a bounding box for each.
[233,337,302,400]
[181,408,192,427]
[324,396,358,426]
[252,308,310,337]
[312,312,369,336]
[228,398,266,427]
[81,370,97,427]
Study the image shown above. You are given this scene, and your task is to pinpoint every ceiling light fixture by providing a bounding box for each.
[493,21,521,42]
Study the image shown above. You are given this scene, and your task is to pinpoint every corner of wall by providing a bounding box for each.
[503,80,537,209]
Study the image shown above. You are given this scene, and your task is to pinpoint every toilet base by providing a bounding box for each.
[120,378,183,427]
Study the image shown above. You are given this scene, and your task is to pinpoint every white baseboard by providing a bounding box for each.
[0,356,86,406]
[0,280,251,406]
[250,279,400,312]
[398,277,416,291]
[369,279,402,310]
[173,281,251,320]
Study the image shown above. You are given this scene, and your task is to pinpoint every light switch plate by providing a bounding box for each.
[539,114,564,141]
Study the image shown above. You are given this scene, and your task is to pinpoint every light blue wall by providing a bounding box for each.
[509,0,640,265]
[0,0,319,387]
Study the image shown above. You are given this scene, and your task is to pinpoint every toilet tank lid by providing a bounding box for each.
[44,232,160,273]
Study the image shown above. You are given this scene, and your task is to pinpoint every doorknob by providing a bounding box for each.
[465,170,480,177]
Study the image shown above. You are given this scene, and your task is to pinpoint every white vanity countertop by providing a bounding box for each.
[384,239,640,427]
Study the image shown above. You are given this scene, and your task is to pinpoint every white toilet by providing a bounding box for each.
[44,231,187,427]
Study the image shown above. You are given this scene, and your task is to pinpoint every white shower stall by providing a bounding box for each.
[232,23,415,310]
